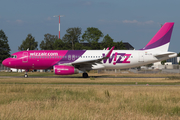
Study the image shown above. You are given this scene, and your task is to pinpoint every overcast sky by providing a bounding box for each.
[0,0,179,54]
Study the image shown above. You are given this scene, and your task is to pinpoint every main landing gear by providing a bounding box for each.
[24,69,28,78]
[82,72,88,78]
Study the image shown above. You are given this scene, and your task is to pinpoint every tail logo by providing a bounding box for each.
[141,22,174,50]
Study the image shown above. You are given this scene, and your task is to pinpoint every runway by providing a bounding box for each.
[0,75,179,86]
[0,76,166,79]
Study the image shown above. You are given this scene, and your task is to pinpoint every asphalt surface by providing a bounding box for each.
[1,75,179,86]
[0,76,166,78]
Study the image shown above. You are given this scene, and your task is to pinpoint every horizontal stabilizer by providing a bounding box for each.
[154,52,177,58]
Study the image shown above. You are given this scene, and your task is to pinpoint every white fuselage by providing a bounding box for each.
[72,48,176,70]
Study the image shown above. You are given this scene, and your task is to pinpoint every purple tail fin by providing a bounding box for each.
[141,22,174,51]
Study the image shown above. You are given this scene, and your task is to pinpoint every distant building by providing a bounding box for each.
[153,57,180,69]
[153,62,162,69]
[166,57,180,64]
[123,42,134,50]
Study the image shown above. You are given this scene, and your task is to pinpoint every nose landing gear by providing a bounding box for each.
[24,74,28,78]
[24,69,28,78]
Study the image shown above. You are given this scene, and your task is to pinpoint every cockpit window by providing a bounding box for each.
[10,55,17,58]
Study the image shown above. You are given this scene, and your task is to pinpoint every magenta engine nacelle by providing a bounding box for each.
[54,65,79,75]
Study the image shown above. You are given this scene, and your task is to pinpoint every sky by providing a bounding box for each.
[0,0,180,54]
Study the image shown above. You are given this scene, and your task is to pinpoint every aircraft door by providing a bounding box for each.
[139,52,144,62]
[22,52,28,63]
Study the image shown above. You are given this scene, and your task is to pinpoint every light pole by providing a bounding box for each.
[53,15,64,39]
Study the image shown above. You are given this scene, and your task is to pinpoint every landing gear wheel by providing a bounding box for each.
[82,73,88,78]
[24,74,28,78]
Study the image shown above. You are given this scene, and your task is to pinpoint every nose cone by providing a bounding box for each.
[2,59,9,67]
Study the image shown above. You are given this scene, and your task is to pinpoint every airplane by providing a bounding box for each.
[2,22,177,78]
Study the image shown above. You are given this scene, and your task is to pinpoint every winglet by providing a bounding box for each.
[105,46,115,57]
[106,47,109,50]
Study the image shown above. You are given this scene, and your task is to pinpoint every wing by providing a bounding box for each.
[71,46,115,69]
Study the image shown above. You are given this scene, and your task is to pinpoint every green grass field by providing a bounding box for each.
[0,72,180,119]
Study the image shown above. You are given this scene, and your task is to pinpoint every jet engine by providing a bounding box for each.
[54,65,79,75]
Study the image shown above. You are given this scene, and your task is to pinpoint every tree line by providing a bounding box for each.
[0,27,126,63]
[18,27,126,51]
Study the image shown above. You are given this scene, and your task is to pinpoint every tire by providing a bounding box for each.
[24,74,28,78]
[83,73,88,78]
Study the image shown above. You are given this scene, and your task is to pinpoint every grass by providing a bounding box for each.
[90,76,95,80]
[0,73,180,119]
[166,76,180,80]
[0,84,180,119]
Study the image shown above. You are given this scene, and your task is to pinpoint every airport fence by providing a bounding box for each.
[0,64,10,72]
[99,65,180,74]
